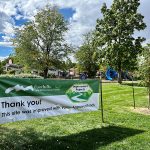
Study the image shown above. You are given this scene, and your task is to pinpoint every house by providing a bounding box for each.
[5,63,23,74]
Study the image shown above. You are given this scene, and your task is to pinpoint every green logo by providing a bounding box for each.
[5,85,34,94]
[66,84,93,102]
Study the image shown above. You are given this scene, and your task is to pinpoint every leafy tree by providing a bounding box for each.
[139,44,150,108]
[14,6,71,78]
[0,61,4,74]
[65,59,76,70]
[75,32,99,78]
[95,0,146,83]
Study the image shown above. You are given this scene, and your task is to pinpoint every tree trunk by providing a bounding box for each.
[117,59,122,84]
[118,69,122,84]
[43,67,48,79]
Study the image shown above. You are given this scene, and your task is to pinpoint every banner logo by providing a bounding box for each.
[5,84,58,94]
[5,85,34,94]
[66,84,93,102]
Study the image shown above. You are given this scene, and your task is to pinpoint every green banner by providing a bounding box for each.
[0,78,99,124]
[0,78,99,97]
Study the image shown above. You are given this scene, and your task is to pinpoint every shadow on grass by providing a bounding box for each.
[0,125,144,150]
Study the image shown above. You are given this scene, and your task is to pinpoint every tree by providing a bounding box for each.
[0,61,3,74]
[65,59,76,70]
[14,6,71,78]
[75,32,99,78]
[95,0,146,83]
[139,44,150,108]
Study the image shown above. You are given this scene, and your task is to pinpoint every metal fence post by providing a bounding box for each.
[132,76,135,109]
[99,75,104,123]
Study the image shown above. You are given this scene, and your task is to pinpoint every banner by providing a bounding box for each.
[0,78,99,124]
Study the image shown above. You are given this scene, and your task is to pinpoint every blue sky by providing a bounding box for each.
[0,6,75,59]
[0,0,150,60]
[59,8,75,20]
[0,46,14,57]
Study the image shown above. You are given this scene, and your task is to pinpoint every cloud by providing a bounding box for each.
[2,35,12,42]
[142,39,150,47]
[0,11,14,34]
[0,56,8,61]
[0,0,150,47]
[0,1,16,16]
[0,41,13,47]
[0,0,17,36]
[50,0,104,46]
[0,0,108,46]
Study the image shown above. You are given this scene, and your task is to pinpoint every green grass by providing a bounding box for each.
[0,82,150,150]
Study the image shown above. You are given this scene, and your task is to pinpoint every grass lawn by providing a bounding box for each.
[0,82,150,150]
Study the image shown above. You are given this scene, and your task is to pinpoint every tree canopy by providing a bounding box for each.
[95,0,146,83]
[14,6,71,78]
[75,32,98,78]
[139,44,150,108]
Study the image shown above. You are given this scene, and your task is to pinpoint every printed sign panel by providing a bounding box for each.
[0,78,99,124]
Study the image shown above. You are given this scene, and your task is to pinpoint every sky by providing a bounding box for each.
[0,0,150,60]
